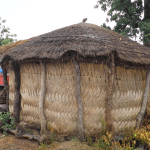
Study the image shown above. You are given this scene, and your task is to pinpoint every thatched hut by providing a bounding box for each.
[0,22,150,141]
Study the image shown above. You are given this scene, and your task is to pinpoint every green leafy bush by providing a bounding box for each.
[0,112,16,135]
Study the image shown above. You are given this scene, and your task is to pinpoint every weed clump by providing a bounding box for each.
[0,112,15,135]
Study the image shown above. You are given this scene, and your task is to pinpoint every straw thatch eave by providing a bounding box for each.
[0,22,150,66]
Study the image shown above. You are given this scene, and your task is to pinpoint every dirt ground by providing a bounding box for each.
[0,132,98,150]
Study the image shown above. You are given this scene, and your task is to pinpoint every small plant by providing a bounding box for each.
[85,134,93,146]
[93,131,113,149]
[38,142,47,150]
[0,112,15,135]
[99,114,108,136]
[71,136,77,142]
[24,128,33,134]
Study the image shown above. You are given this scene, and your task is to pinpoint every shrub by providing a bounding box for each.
[0,112,15,135]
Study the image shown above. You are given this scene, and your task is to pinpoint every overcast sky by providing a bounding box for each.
[0,0,117,41]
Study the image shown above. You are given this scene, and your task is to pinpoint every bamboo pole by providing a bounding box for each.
[39,62,47,134]
[1,65,9,110]
[13,62,21,124]
[136,69,150,128]
[72,54,84,142]
[105,52,115,133]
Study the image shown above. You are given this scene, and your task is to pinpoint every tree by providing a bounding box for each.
[95,0,150,46]
[0,17,17,46]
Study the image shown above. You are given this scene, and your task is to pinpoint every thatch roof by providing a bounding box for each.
[0,22,150,65]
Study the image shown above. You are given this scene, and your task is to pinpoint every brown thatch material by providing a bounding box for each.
[0,22,150,66]
[0,39,30,55]
[0,22,150,139]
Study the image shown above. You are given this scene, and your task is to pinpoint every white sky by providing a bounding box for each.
[0,0,116,41]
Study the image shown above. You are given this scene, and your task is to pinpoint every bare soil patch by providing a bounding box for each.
[0,132,98,150]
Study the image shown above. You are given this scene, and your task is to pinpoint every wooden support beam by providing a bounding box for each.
[12,62,21,124]
[105,52,115,133]
[72,54,84,142]
[1,65,9,110]
[39,62,47,134]
[136,69,150,128]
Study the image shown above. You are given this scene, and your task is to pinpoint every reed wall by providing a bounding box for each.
[7,67,15,115]
[112,66,146,133]
[80,63,108,137]
[45,62,77,135]
[12,61,148,137]
[20,63,41,125]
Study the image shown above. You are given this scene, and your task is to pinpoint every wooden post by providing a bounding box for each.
[39,62,47,134]
[105,52,115,133]
[72,54,84,142]
[1,65,9,110]
[136,69,150,128]
[13,62,21,124]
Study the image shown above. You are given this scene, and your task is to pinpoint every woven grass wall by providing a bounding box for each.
[112,66,146,133]
[44,62,77,136]
[80,63,108,137]
[20,63,41,125]
[13,61,148,137]
[7,67,15,114]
